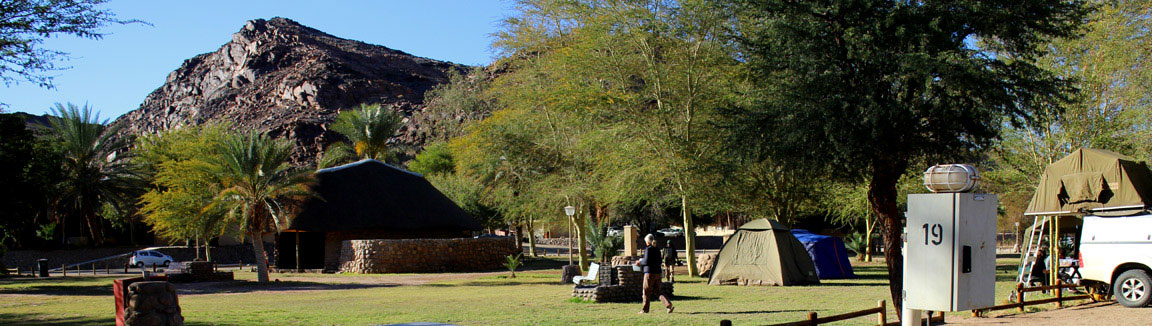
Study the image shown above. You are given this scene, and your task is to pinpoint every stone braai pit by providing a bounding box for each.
[571,265,673,303]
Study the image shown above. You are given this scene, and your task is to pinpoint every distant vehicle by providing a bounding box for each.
[129,250,173,268]
[474,233,507,239]
[606,226,623,237]
[1079,214,1152,307]
[658,227,684,238]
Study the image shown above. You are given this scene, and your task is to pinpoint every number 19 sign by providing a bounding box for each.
[904,193,997,311]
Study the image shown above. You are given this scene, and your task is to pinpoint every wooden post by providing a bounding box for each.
[720,320,732,326]
[295,231,302,272]
[105,263,109,274]
[807,312,818,326]
[1056,279,1063,308]
[91,263,95,275]
[1017,283,1026,312]
[62,264,66,277]
[877,300,887,325]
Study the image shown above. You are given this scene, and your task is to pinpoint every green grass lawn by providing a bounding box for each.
[0,256,1089,325]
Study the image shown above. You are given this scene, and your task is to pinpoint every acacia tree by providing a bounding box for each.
[987,0,1152,222]
[49,103,143,245]
[207,132,311,283]
[138,124,231,261]
[495,0,738,276]
[0,0,142,93]
[727,0,1089,310]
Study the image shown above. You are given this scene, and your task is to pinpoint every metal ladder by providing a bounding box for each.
[1016,215,1050,286]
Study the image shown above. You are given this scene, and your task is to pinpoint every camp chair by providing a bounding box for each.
[573,262,600,285]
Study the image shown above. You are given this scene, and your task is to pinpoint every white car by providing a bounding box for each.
[606,226,623,237]
[129,250,174,268]
[658,227,684,238]
[1079,214,1152,307]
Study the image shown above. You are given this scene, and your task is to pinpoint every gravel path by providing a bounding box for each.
[948,302,1151,325]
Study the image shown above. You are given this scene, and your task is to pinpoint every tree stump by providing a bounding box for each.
[561,265,581,284]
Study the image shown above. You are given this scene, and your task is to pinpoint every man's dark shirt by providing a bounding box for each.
[639,246,662,274]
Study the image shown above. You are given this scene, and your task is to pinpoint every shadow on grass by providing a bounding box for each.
[818,282,887,287]
[681,309,811,315]
[0,276,114,296]
[174,280,399,295]
[0,312,113,326]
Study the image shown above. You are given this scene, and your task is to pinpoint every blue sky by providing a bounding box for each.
[2,0,511,119]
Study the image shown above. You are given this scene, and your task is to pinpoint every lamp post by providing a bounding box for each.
[565,205,576,265]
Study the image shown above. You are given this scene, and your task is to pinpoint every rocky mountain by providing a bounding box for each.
[113,17,467,165]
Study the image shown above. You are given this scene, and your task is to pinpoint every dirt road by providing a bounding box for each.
[949,302,1151,326]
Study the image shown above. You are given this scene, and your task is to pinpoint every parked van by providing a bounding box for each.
[1079,214,1152,307]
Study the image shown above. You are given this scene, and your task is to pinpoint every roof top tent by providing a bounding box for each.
[790,229,856,279]
[708,219,820,286]
[1026,148,1152,217]
[1017,148,1152,287]
[279,159,482,270]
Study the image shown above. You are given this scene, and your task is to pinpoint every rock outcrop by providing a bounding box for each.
[113,17,466,165]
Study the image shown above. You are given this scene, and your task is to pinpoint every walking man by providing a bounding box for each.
[635,234,674,314]
[663,239,677,282]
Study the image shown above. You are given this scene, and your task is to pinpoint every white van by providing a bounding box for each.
[1079,214,1152,307]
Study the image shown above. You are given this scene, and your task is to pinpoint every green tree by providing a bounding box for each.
[0,0,142,94]
[138,124,231,261]
[207,131,312,283]
[727,0,1089,310]
[408,143,455,176]
[49,103,143,245]
[319,103,404,168]
[420,68,495,141]
[986,0,1152,223]
[494,0,739,275]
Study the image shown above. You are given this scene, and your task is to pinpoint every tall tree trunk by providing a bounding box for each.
[867,157,907,313]
[514,223,524,253]
[864,217,875,262]
[195,236,202,261]
[576,212,589,271]
[682,195,699,276]
[527,219,538,257]
[83,205,104,246]
[251,232,271,283]
[204,239,212,262]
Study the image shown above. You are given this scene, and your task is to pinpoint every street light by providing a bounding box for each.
[565,206,576,265]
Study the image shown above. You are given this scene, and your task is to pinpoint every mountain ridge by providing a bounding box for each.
[113,17,468,165]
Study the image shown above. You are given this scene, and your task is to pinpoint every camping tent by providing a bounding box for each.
[790,229,856,279]
[708,219,821,286]
[1025,148,1152,216]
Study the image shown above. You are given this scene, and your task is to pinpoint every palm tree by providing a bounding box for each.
[319,103,405,168]
[207,131,311,283]
[49,103,143,245]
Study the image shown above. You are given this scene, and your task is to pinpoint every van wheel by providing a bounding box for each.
[162,261,170,267]
[1114,269,1152,307]
[136,262,144,269]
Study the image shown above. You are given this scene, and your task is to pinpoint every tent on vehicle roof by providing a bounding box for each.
[789,229,856,279]
[1025,148,1152,217]
[708,219,820,286]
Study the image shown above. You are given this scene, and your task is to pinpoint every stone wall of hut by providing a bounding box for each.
[338,237,517,273]
[321,229,472,270]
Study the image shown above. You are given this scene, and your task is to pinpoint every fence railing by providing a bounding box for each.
[722,281,1094,326]
[971,281,1091,316]
[719,300,944,326]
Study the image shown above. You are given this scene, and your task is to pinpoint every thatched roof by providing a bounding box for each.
[289,159,481,232]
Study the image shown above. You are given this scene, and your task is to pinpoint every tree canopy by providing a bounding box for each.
[726,0,1090,310]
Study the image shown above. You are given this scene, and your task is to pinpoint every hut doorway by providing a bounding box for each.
[277,231,326,270]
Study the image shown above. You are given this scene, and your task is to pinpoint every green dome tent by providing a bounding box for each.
[708,219,821,286]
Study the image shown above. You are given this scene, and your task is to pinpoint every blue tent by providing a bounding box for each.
[789,229,856,279]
